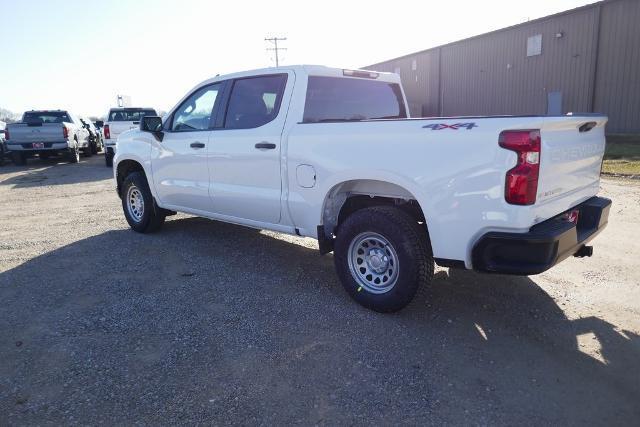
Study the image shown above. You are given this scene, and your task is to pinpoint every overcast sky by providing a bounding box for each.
[0,0,593,117]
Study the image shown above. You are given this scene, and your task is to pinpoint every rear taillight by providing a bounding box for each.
[63,126,69,139]
[499,130,541,205]
[4,128,8,140]
[104,124,110,139]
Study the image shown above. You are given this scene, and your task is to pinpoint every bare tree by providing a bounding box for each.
[0,107,20,123]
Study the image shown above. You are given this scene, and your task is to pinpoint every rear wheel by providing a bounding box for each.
[67,144,80,163]
[105,152,113,167]
[121,171,165,233]
[334,206,434,312]
[12,152,27,166]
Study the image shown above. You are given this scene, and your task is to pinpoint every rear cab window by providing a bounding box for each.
[303,76,407,123]
[108,109,157,122]
[23,111,72,124]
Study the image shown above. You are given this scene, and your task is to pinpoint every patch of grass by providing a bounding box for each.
[604,142,640,160]
[603,136,640,176]
[602,159,640,176]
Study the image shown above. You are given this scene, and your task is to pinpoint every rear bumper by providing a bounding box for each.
[6,142,70,152]
[104,140,116,156]
[472,196,611,275]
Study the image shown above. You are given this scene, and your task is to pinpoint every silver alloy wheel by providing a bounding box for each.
[126,185,145,222]
[347,232,400,294]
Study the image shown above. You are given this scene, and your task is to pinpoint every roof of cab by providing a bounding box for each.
[200,65,401,87]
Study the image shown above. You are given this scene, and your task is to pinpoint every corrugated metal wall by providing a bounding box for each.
[593,0,640,132]
[367,0,640,133]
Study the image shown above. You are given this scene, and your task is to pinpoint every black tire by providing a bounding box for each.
[91,140,98,155]
[105,152,113,167]
[121,171,165,233]
[334,206,434,313]
[12,151,27,166]
[68,144,80,163]
[83,144,93,157]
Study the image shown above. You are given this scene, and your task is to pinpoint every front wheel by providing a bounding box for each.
[334,206,434,312]
[121,171,165,233]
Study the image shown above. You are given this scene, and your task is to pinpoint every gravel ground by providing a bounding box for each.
[1,155,639,425]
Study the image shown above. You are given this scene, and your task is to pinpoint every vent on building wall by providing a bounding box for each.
[527,34,542,56]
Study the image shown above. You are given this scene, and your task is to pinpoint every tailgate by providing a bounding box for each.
[8,123,67,143]
[108,122,138,139]
[535,115,607,217]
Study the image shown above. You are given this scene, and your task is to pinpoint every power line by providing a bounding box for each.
[265,37,287,67]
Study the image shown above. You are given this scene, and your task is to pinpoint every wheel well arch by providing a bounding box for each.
[321,179,427,239]
[116,159,145,196]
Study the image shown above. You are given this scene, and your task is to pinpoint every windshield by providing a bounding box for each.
[23,111,71,123]
[109,109,157,122]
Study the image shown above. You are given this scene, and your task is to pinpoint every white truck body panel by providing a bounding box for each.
[114,65,607,268]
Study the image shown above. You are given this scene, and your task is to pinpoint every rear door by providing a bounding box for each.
[151,83,224,212]
[208,72,291,224]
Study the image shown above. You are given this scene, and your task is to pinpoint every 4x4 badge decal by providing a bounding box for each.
[422,123,478,130]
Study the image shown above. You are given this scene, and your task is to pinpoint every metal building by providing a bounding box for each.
[366,0,640,134]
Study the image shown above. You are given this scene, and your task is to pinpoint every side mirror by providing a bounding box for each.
[140,116,164,141]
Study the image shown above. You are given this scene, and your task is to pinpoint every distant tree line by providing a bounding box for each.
[0,107,20,123]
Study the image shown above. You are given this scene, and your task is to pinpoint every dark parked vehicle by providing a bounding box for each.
[0,128,7,166]
[80,117,103,154]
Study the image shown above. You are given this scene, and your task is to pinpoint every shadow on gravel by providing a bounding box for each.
[0,156,111,188]
[0,217,638,424]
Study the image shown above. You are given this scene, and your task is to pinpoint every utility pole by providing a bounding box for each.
[265,36,287,67]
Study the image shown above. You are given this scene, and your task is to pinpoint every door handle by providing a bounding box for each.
[255,142,276,149]
[190,142,205,149]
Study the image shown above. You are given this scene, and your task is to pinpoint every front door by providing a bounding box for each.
[208,73,291,224]
[151,83,223,212]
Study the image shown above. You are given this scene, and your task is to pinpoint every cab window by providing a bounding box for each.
[172,84,221,131]
[224,74,287,129]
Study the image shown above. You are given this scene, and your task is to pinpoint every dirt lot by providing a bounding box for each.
[1,155,639,425]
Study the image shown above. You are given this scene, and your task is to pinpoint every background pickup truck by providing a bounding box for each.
[5,110,90,165]
[113,65,611,312]
[103,107,157,167]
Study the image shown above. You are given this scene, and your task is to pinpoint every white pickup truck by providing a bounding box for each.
[113,65,611,312]
[5,110,91,165]
[103,107,157,167]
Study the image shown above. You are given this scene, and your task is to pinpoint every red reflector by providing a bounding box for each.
[499,130,541,205]
[563,209,580,224]
[104,124,111,139]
